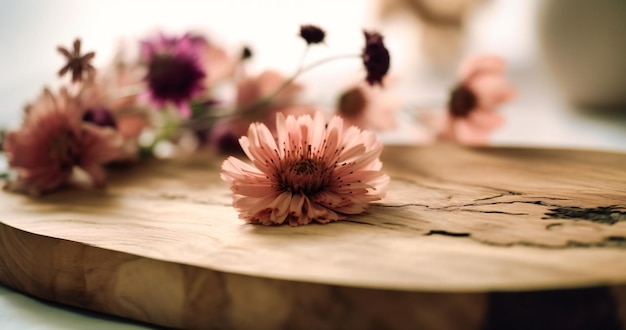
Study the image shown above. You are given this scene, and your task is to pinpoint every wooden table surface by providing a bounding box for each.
[1,144,625,329]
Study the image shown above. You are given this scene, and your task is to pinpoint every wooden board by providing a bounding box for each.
[1,144,626,329]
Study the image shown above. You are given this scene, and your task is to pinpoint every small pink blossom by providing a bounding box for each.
[75,65,150,156]
[236,70,301,111]
[440,55,515,145]
[191,35,238,87]
[221,112,389,226]
[336,79,401,131]
[209,70,315,153]
[3,88,127,195]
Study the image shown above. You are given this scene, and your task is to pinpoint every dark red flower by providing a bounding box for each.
[299,25,326,45]
[362,31,390,86]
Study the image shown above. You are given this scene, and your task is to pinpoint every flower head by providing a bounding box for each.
[362,31,390,86]
[141,33,207,117]
[440,55,516,145]
[299,25,326,45]
[3,88,127,195]
[57,38,96,83]
[336,79,400,131]
[221,112,389,226]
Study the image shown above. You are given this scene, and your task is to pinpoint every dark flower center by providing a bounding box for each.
[147,54,205,104]
[83,107,117,128]
[50,129,80,171]
[337,88,367,118]
[279,157,329,195]
[448,85,477,117]
[292,158,317,175]
[362,31,390,86]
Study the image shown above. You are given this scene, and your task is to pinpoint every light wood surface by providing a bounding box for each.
[1,144,625,329]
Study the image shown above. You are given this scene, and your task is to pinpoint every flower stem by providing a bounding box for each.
[233,53,361,119]
[266,53,360,102]
[183,53,362,127]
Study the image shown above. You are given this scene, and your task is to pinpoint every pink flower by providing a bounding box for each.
[3,88,127,195]
[77,63,150,146]
[191,35,238,87]
[336,79,401,131]
[141,33,207,117]
[209,70,315,153]
[221,112,389,226]
[440,55,515,145]
[236,70,301,111]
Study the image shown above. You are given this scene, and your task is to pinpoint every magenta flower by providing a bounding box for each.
[141,33,206,117]
[3,88,127,195]
[221,112,389,226]
[440,55,516,145]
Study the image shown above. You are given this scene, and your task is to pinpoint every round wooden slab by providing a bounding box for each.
[1,144,625,329]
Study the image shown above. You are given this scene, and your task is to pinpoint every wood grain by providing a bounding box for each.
[0,144,625,329]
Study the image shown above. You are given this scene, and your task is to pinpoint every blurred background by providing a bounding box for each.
[0,1,625,328]
[0,0,625,150]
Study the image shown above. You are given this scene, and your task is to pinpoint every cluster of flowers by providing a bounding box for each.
[0,25,514,226]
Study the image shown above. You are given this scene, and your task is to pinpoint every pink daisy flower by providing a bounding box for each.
[221,112,389,226]
[440,55,516,145]
[141,33,207,118]
[3,88,127,196]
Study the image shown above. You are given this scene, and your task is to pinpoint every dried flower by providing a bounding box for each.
[299,25,326,45]
[440,55,515,145]
[3,88,127,195]
[221,112,389,226]
[362,31,390,86]
[141,33,207,117]
[57,38,96,83]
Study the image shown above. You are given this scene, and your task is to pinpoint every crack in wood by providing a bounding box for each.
[473,191,522,202]
[426,230,470,238]
[448,209,529,216]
